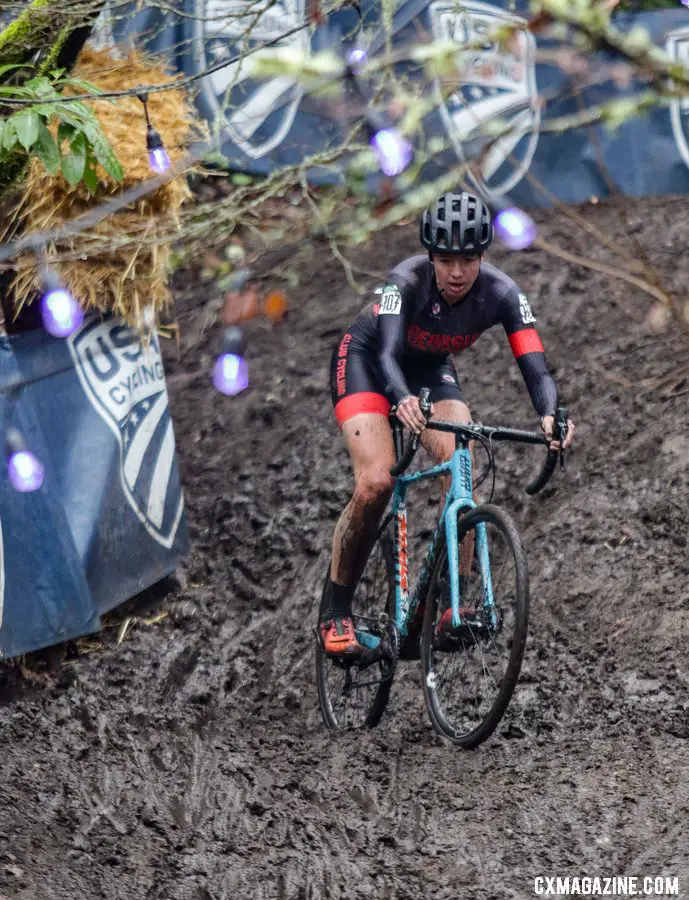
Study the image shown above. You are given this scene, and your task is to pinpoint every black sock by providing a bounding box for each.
[320,580,355,620]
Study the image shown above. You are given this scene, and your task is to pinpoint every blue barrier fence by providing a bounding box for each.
[0,315,189,659]
[100,0,689,207]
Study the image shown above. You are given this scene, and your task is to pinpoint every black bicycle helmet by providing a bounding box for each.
[420,191,493,255]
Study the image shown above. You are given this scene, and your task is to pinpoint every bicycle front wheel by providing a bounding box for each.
[421,504,529,749]
[315,525,398,730]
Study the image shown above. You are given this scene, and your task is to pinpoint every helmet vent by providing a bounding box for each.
[419,191,494,255]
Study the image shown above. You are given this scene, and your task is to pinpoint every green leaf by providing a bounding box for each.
[61,132,87,185]
[2,120,17,151]
[24,75,57,99]
[12,111,40,150]
[0,85,33,97]
[34,123,60,175]
[29,102,60,118]
[59,99,99,126]
[0,63,25,78]
[82,157,99,194]
[35,102,97,132]
[83,122,123,182]
[57,121,76,148]
[61,77,105,97]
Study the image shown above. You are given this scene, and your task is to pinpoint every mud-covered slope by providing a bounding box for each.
[2,197,689,900]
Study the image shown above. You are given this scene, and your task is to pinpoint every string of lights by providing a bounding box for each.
[0,139,209,265]
[0,10,351,107]
[0,14,562,486]
[1,0,685,497]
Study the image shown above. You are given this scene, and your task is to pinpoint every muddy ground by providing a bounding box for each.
[3,194,689,899]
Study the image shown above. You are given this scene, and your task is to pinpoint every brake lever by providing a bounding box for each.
[555,405,568,473]
[418,386,432,422]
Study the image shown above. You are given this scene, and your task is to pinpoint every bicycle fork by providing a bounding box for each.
[444,453,498,630]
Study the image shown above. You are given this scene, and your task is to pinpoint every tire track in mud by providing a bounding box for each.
[2,198,689,899]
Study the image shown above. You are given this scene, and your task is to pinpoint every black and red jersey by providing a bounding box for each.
[342,254,558,417]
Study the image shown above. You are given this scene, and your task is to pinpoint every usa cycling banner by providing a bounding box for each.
[0,316,189,659]
[100,0,689,207]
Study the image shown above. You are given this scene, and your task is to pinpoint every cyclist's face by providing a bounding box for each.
[432,252,482,303]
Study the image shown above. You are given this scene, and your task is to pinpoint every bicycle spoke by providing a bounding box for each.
[422,505,529,748]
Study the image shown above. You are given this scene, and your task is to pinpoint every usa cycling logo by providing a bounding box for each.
[667,27,689,171]
[429,0,540,195]
[192,0,309,159]
[69,318,184,548]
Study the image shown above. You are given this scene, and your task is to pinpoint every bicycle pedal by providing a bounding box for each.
[354,629,381,651]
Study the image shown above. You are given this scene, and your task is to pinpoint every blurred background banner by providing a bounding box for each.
[99,0,689,206]
[0,315,189,658]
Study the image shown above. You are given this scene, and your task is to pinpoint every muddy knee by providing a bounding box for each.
[354,470,394,511]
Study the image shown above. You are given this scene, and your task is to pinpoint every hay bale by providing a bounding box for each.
[7,45,201,328]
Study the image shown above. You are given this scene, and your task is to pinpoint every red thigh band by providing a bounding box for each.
[334,392,391,426]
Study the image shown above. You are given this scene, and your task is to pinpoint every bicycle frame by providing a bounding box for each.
[386,435,497,638]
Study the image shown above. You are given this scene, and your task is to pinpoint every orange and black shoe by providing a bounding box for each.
[319,616,364,656]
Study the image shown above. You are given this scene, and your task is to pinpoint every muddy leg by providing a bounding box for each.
[322,412,396,618]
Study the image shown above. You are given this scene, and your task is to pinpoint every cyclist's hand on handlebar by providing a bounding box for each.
[396,394,433,435]
[541,414,575,450]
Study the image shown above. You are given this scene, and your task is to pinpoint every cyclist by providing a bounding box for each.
[320,191,575,655]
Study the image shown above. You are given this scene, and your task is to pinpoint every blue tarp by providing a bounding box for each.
[0,314,189,659]
[102,0,689,206]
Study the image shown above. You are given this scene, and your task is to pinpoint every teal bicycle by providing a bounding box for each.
[316,388,568,748]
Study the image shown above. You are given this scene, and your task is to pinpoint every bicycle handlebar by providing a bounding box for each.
[524,406,568,495]
[389,388,431,477]
[389,390,568,494]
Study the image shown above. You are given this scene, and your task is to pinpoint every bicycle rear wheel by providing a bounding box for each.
[420,504,529,748]
[315,525,398,730]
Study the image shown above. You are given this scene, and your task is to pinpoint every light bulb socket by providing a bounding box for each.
[221,326,246,357]
[146,125,164,152]
[5,426,25,457]
[226,267,252,293]
[41,266,63,295]
[362,111,386,142]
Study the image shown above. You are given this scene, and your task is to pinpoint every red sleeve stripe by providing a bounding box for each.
[509,329,544,358]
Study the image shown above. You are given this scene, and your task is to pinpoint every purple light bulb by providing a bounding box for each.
[347,48,368,71]
[146,125,171,175]
[370,128,413,177]
[494,207,537,251]
[212,353,249,396]
[41,283,84,338]
[149,146,171,175]
[8,450,44,492]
